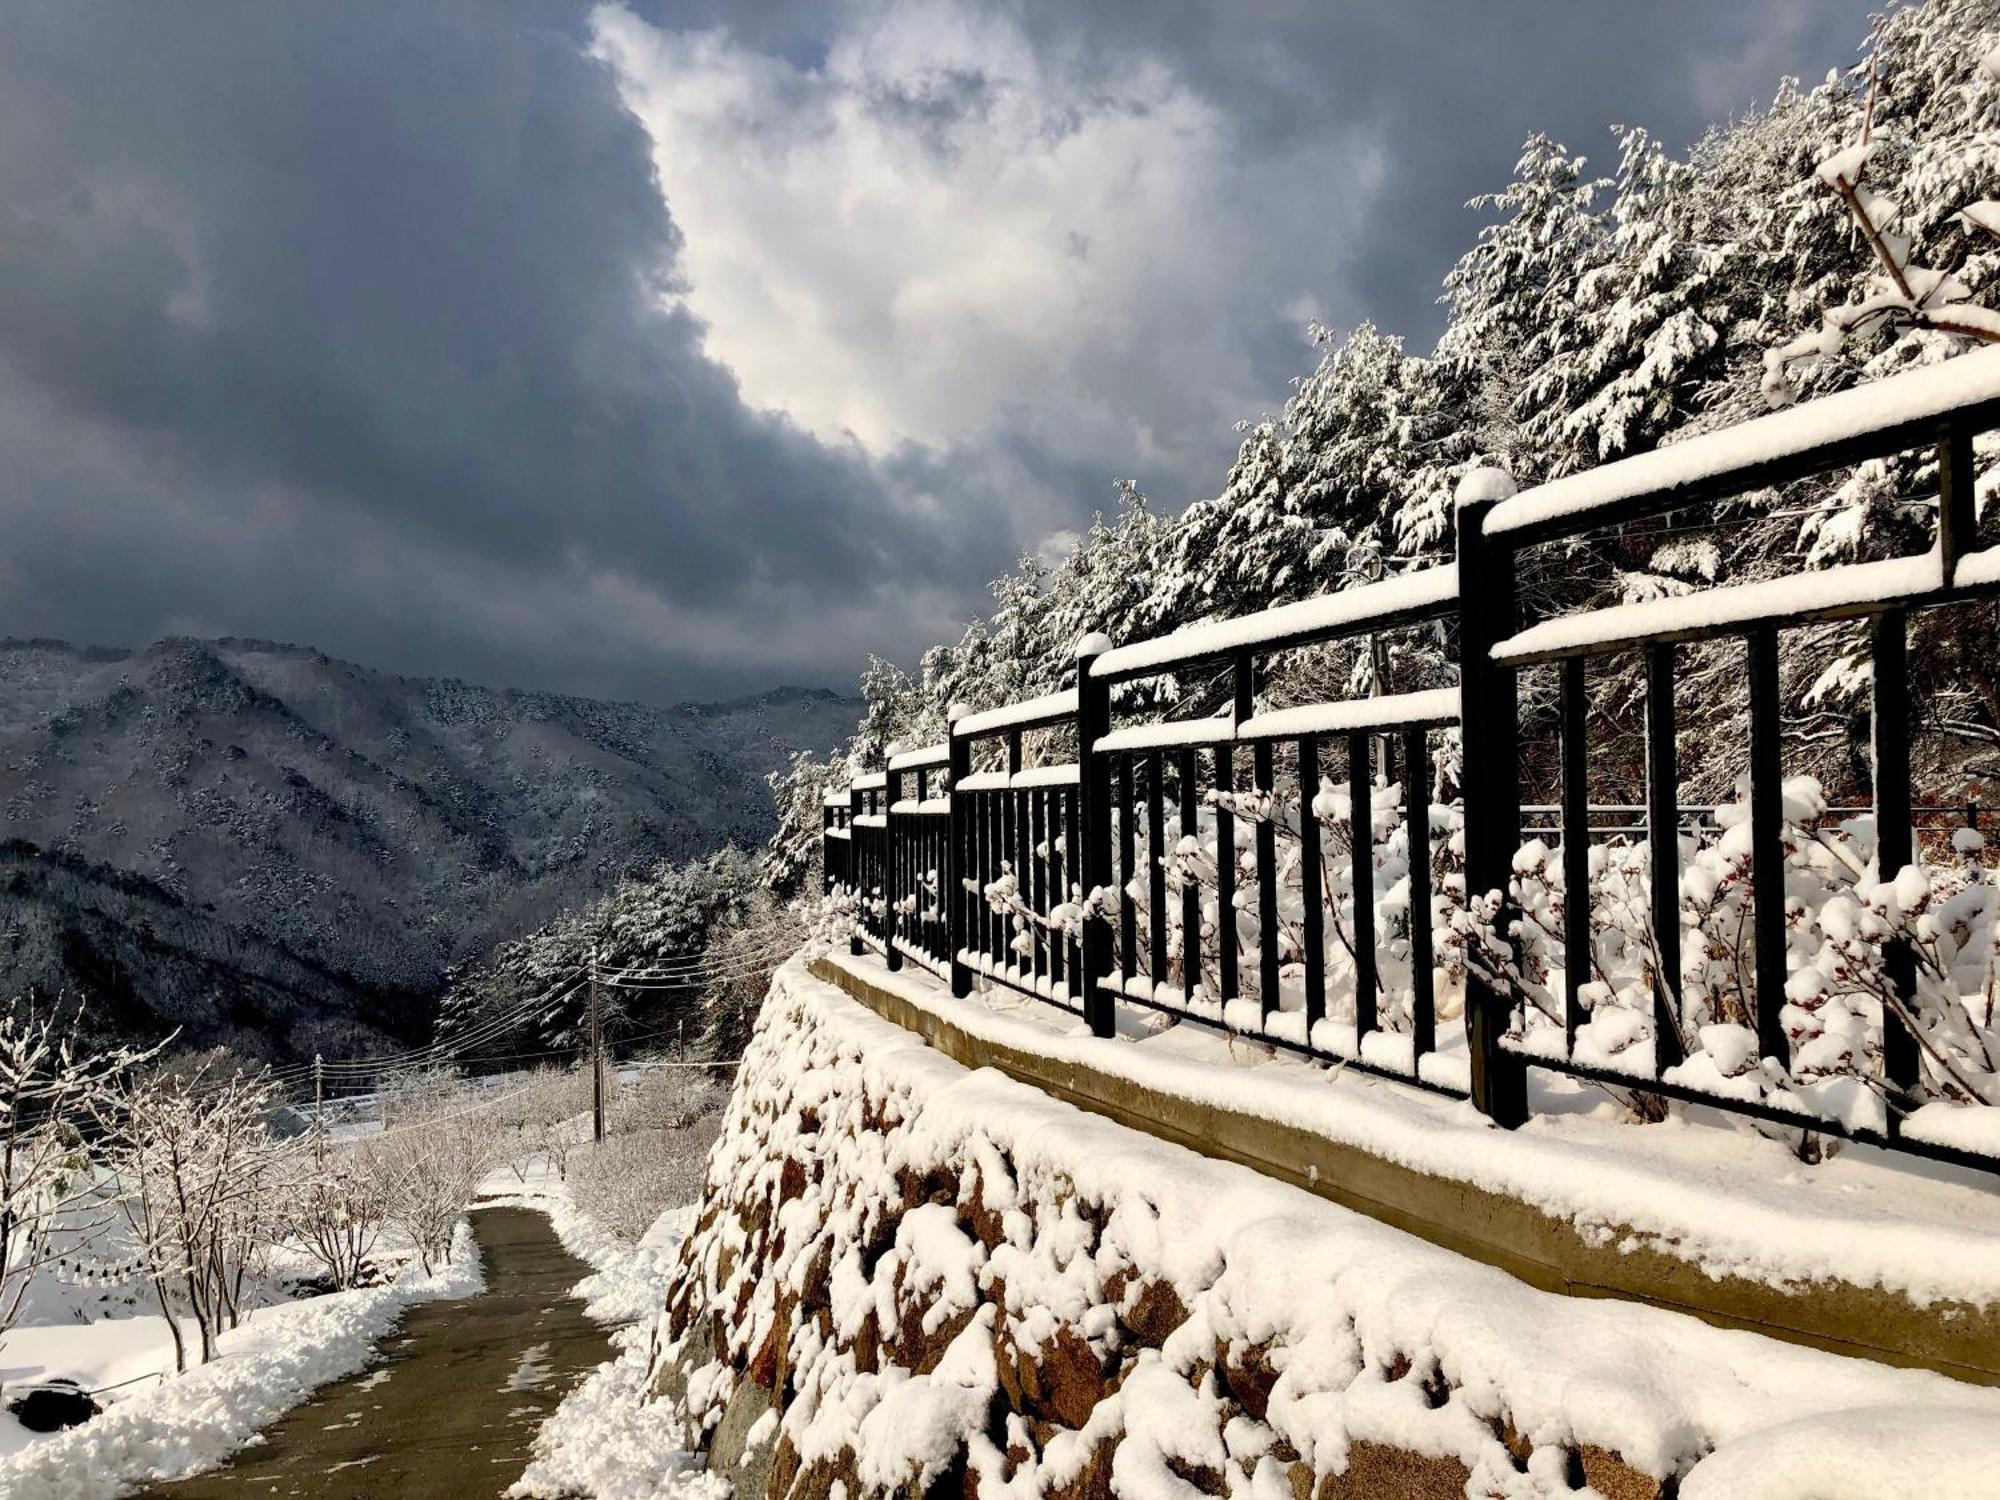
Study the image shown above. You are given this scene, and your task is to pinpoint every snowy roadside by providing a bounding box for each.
[480,1164,720,1500]
[0,1220,484,1500]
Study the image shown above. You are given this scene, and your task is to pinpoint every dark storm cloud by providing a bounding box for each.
[934,0,1880,345]
[0,0,1879,701]
[0,0,997,699]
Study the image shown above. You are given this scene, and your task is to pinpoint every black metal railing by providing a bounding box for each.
[947,692,1088,1015]
[1080,569,1463,1091]
[883,742,953,979]
[1461,350,2000,1161]
[821,348,2000,1174]
[822,793,852,895]
[847,773,888,955]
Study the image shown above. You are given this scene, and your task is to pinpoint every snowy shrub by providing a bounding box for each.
[500,1067,594,1182]
[364,1093,497,1275]
[615,1067,728,1136]
[1482,776,2000,1123]
[1031,757,1473,1074]
[960,747,2000,1134]
[284,1144,389,1292]
[566,1117,720,1244]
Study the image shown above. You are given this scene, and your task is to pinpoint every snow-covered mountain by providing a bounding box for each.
[0,637,857,1060]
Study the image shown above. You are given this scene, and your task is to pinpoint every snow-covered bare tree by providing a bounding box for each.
[0,1004,160,1379]
[94,1052,289,1371]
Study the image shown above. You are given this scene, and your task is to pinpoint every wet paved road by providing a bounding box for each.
[148,1205,611,1499]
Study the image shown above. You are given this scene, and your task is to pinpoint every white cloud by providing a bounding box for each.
[589,0,1355,513]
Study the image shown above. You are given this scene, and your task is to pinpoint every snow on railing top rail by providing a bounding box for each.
[954,690,1075,738]
[1495,553,1947,665]
[1089,564,1457,681]
[1485,345,2000,542]
[887,741,950,771]
[1092,689,1461,755]
[851,771,888,792]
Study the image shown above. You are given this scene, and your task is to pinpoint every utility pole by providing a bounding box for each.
[589,947,606,1143]
[312,1053,325,1167]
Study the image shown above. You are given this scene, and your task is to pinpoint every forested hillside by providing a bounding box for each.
[777,0,2000,849]
[0,637,856,1059]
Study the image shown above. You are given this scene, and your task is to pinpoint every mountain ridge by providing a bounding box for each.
[0,636,858,1060]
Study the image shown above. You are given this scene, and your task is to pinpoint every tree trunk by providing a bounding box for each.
[153,1276,187,1375]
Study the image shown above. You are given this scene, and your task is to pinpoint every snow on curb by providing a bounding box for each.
[0,1221,485,1500]
[835,950,2000,1309]
[484,1171,712,1499]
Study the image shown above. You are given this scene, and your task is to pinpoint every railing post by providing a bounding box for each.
[822,798,835,896]
[1940,424,1977,587]
[1076,633,1116,1038]
[1455,467,1530,1129]
[884,749,905,972]
[947,706,973,998]
[849,780,865,958]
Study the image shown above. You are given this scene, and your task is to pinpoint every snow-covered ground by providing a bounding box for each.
[0,1221,484,1499]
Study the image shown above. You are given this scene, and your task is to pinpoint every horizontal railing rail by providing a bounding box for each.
[818,350,2000,1177]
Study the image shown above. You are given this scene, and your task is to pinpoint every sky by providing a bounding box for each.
[0,0,1882,706]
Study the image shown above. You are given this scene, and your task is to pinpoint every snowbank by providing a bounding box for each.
[0,1221,484,1500]
[645,955,2000,1499]
[483,1162,713,1499]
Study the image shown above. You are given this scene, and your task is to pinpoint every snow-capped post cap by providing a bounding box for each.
[1454,465,1516,508]
[1074,630,1113,660]
[884,739,906,759]
[945,701,971,725]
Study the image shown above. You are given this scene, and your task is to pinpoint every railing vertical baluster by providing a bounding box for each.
[1298,737,1326,1036]
[1455,471,1530,1127]
[1349,731,1376,1045]
[1254,740,1280,1022]
[1119,755,1137,987]
[1403,725,1435,1062]
[1645,643,1684,1071]
[1561,657,1590,1048]
[1941,424,1977,586]
[1009,734,1024,979]
[1874,608,1920,1112]
[850,782,865,958]
[1147,752,1168,988]
[931,803,943,964]
[885,762,902,971]
[1747,628,1789,1065]
[1067,784,1085,1001]
[917,767,930,964]
[1031,788,1048,992]
[1179,748,1201,1004]
[991,780,1005,969]
[1045,783,1064,996]
[1215,744,1238,1003]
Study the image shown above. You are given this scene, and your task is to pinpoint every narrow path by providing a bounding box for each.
[148,1206,611,1499]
